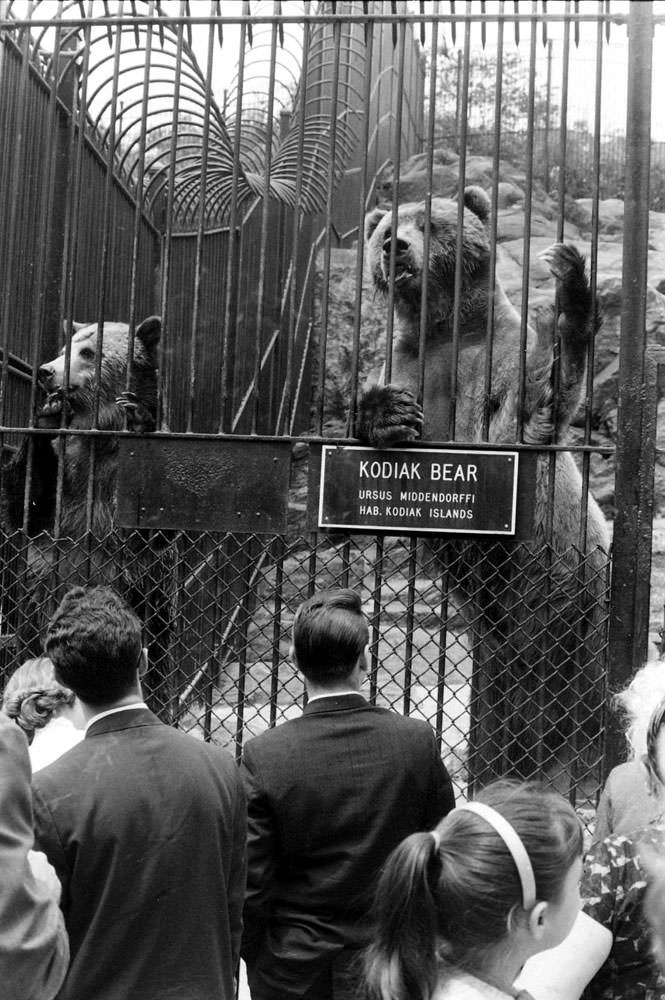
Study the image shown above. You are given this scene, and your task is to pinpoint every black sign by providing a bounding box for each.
[318,445,520,535]
[117,437,291,533]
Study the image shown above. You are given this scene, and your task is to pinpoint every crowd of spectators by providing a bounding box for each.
[2,585,665,1000]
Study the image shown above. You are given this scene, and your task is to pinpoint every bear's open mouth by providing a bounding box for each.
[381,260,416,285]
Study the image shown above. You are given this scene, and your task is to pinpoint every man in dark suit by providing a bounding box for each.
[241,588,455,1000]
[32,585,247,1000]
[0,711,68,1000]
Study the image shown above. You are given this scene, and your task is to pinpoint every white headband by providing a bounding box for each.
[453,802,537,910]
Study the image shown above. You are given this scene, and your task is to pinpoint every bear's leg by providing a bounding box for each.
[1,432,59,536]
[522,244,594,446]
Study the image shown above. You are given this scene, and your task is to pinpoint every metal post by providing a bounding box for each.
[605,1,654,775]
[544,39,552,195]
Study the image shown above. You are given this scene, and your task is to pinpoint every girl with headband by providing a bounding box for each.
[363,780,584,1000]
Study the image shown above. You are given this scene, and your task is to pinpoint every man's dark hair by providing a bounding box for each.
[292,588,369,683]
[44,585,143,706]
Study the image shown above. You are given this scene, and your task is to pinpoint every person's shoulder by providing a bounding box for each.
[368,704,436,737]
[606,759,643,785]
[159,723,237,763]
[31,736,91,798]
[242,715,303,756]
[0,711,27,755]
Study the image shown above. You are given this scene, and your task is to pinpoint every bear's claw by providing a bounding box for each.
[357,384,423,448]
[539,242,593,330]
[539,242,586,283]
[116,391,156,433]
[36,387,74,428]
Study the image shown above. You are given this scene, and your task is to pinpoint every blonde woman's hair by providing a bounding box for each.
[2,656,75,741]
[614,661,665,758]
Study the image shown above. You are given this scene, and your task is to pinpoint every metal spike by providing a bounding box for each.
[391,0,397,48]
[574,0,580,46]
[420,1,425,45]
[450,0,456,46]
[103,0,113,48]
[363,0,369,46]
[514,0,519,45]
[605,0,611,42]
[277,0,283,47]
[481,0,486,47]
[244,0,252,47]
[128,0,140,49]
[215,0,222,46]
[157,0,165,48]
[185,0,192,47]
[542,0,548,45]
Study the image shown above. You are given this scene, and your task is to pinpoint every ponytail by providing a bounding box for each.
[365,831,442,1000]
[363,781,582,1000]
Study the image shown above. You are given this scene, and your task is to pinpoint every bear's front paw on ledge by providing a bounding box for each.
[116,392,156,433]
[356,384,423,448]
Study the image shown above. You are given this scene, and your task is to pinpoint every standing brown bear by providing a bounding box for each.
[1,316,175,716]
[357,187,610,787]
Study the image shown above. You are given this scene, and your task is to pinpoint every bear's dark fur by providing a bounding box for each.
[1,316,175,715]
[357,188,609,785]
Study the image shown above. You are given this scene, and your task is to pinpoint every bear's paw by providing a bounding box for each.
[116,392,156,433]
[539,242,592,326]
[357,384,423,448]
[36,388,74,428]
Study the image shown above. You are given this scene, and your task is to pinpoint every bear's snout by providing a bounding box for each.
[380,234,418,285]
[382,236,411,261]
[37,365,56,389]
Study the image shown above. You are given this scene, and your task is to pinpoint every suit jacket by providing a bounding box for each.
[240,693,455,998]
[0,712,68,1000]
[32,707,247,1000]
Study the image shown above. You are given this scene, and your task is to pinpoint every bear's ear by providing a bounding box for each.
[463,186,491,224]
[365,207,387,243]
[136,315,161,350]
[63,320,88,335]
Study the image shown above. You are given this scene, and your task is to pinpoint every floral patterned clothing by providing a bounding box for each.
[582,821,665,1000]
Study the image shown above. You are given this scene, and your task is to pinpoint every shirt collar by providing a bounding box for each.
[306,690,362,703]
[84,702,148,734]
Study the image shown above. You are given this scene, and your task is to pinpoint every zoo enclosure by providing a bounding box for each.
[0,1,661,811]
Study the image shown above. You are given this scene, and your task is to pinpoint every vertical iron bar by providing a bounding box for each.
[416,3,437,408]
[219,10,247,433]
[383,16,407,386]
[269,537,285,728]
[402,537,418,716]
[250,6,280,434]
[514,1,537,444]
[346,12,373,438]
[0,1,32,432]
[480,0,504,441]
[447,0,471,440]
[369,536,384,705]
[313,15,342,431]
[544,39,552,195]
[606,0,654,774]
[188,9,216,433]
[278,3,310,435]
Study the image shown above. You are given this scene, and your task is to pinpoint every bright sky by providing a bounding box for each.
[195,0,665,141]
[6,0,665,139]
